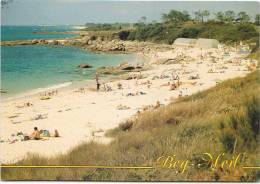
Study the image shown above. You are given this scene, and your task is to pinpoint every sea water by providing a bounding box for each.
[1,25,76,41]
[1,26,135,97]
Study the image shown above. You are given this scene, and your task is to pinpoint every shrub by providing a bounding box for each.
[180,27,201,38]
[236,24,259,40]
[246,96,260,136]
[220,132,236,153]
[118,31,130,40]
[119,120,133,131]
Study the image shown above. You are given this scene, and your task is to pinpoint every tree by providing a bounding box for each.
[118,31,130,40]
[236,24,258,40]
[215,12,225,22]
[237,11,250,23]
[194,10,210,23]
[182,10,191,21]
[224,11,235,22]
[255,14,260,25]
[136,16,147,28]
[180,27,201,38]
[162,10,190,24]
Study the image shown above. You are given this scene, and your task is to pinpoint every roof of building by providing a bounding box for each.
[173,38,220,49]
[195,38,220,49]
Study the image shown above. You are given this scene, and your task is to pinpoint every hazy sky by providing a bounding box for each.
[1,0,259,25]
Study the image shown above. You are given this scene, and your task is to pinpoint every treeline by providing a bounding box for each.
[123,10,259,44]
[83,10,259,44]
[84,23,133,31]
[157,10,259,24]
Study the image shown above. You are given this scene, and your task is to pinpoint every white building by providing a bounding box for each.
[173,38,220,49]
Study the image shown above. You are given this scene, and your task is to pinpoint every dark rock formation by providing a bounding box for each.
[78,64,93,68]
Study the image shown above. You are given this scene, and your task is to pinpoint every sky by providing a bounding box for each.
[1,0,259,25]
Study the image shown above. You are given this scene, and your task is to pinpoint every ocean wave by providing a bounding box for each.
[31,82,72,93]
[72,26,86,30]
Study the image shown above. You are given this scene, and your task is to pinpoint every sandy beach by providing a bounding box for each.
[0,45,256,164]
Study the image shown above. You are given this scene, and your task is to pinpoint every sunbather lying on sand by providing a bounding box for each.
[117,104,130,110]
[170,83,177,91]
[74,88,85,93]
[16,102,33,108]
[25,102,33,107]
[141,80,152,85]
[189,74,200,80]
[126,91,146,96]
[152,76,159,80]
[161,82,171,87]
[160,74,169,79]
[102,84,112,92]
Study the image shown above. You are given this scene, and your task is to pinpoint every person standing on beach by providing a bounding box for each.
[95,73,100,91]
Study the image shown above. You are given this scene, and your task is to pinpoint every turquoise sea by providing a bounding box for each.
[1,26,135,97]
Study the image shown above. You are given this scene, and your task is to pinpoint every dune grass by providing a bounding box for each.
[1,71,260,181]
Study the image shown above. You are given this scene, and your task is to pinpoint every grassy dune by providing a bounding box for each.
[2,71,260,181]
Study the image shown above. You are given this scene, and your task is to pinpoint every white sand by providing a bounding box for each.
[0,45,256,164]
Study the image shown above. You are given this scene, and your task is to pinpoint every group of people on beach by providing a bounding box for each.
[1,127,61,144]
[30,127,60,140]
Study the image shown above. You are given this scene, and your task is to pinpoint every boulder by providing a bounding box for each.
[53,40,59,45]
[78,64,93,68]
[121,66,135,71]
[31,39,38,44]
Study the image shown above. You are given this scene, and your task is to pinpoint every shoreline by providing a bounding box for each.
[1,51,143,102]
[0,39,258,164]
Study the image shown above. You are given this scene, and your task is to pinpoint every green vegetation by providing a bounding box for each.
[126,21,259,44]
[255,14,260,26]
[2,71,259,181]
[84,23,133,31]
[82,10,259,46]
[125,10,259,44]
[84,10,259,45]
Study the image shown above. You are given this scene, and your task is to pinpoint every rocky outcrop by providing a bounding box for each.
[78,64,93,68]
[121,66,135,71]
[97,62,145,75]
[0,30,173,54]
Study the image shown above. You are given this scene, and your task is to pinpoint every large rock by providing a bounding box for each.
[53,40,59,45]
[121,66,135,71]
[78,64,93,68]
[31,39,39,44]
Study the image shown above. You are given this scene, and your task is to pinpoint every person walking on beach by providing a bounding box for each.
[95,73,100,91]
